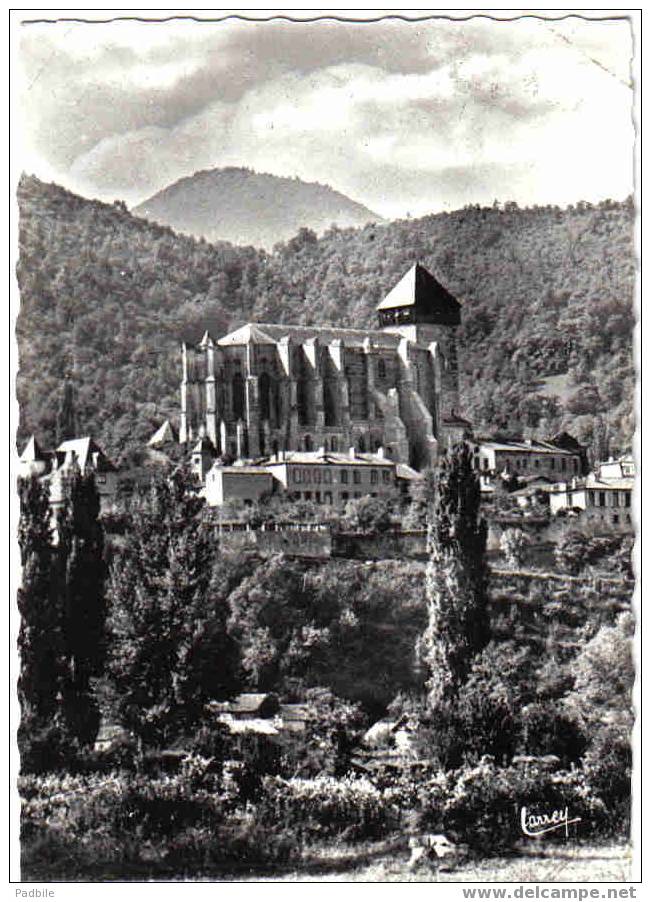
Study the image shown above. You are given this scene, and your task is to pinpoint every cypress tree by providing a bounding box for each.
[57,471,107,745]
[421,443,489,707]
[17,477,61,718]
[56,374,76,444]
[17,476,68,771]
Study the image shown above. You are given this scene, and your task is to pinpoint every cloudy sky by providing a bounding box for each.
[17,13,634,219]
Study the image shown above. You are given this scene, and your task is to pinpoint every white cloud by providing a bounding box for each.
[20,16,634,217]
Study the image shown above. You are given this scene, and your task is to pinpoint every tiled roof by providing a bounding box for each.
[57,437,117,472]
[479,439,576,456]
[395,463,424,481]
[217,322,402,349]
[211,693,272,714]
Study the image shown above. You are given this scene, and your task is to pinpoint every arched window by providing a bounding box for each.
[259,372,271,422]
[232,373,245,420]
[304,434,313,452]
[330,436,338,452]
[358,435,366,453]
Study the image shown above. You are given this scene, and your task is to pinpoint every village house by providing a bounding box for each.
[262,447,396,506]
[203,462,274,507]
[473,438,582,480]
[18,434,119,511]
[548,470,634,531]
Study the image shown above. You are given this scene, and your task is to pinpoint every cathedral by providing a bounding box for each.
[180,263,471,470]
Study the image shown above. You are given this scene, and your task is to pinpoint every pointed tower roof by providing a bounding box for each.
[57,437,117,472]
[217,323,276,346]
[19,435,46,462]
[148,420,177,447]
[376,263,461,323]
[192,436,215,454]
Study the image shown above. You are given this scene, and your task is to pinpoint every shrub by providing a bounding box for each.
[281,688,367,778]
[581,727,632,834]
[418,757,608,852]
[20,768,298,880]
[259,775,401,841]
[499,528,531,569]
[343,496,394,533]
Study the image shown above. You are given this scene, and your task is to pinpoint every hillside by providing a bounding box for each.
[16,176,635,462]
[133,167,381,249]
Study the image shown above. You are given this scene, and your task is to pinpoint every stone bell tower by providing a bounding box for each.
[377,262,466,444]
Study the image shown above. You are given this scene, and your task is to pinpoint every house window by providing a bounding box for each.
[625,492,631,507]
[354,492,361,499]
[303,469,312,484]
[534,459,540,469]
[341,491,349,501]
[315,491,321,503]
[612,513,619,525]
[599,492,606,507]
[324,470,332,484]
[314,469,322,484]
[324,492,333,504]
[341,470,349,484]
[293,470,301,484]
[304,492,312,500]
[371,470,378,485]
[573,460,579,472]
[612,492,620,507]
[382,471,390,484]
[550,459,555,470]
[377,359,386,379]
[561,458,567,472]
[483,459,489,471]
[353,471,361,484]
[587,491,595,506]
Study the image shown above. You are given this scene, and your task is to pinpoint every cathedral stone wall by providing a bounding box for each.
[180,265,470,469]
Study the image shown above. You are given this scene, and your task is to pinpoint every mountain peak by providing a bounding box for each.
[133,167,381,250]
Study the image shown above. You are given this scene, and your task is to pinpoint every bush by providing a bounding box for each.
[259,775,401,841]
[20,768,298,880]
[418,757,608,853]
[581,727,632,834]
[343,496,394,533]
[499,528,530,569]
[554,531,627,575]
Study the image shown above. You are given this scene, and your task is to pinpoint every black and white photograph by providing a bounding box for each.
[11,9,640,887]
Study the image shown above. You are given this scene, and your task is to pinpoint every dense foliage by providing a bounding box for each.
[106,470,242,748]
[57,472,107,744]
[18,472,107,771]
[227,556,427,715]
[17,177,634,461]
[421,444,489,706]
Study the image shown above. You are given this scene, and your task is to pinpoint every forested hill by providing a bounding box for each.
[134,167,381,249]
[17,175,635,462]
